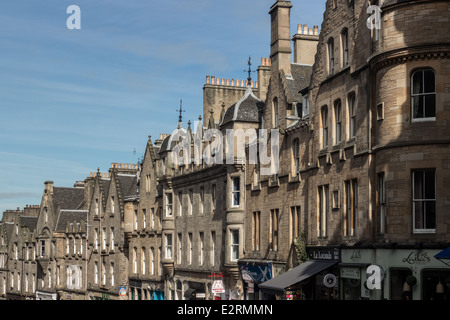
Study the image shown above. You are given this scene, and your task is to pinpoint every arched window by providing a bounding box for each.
[142,247,146,275]
[347,93,356,139]
[341,28,349,67]
[293,139,300,176]
[411,69,436,120]
[133,247,138,273]
[150,248,155,275]
[334,99,342,144]
[327,38,335,75]
[321,106,329,148]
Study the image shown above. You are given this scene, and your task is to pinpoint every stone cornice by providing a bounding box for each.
[369,43,450,72]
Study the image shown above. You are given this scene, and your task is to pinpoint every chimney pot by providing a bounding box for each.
[297,24,303,34]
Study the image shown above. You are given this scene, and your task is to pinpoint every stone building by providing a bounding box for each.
[57,206,88,300]
[0,206,39,300]
[86,163,139,300]
[0,0,448,302]
[238,0,319,299]
[34,181,86,300]
[257,0,450,301]
[125,137,165,300]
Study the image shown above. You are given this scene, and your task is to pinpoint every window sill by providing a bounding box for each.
[413,229,436,234]
[411,117,436,123]
[288,173,301,184]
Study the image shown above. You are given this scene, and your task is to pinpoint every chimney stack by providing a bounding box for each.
[269,0,293,75]
[292,23,320,65]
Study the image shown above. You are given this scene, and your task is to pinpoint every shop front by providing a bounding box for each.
[238,260,275,300]
[257,247,341,300]
[35,290,58,300]
[340,246,450,300]
[129,279,164,300]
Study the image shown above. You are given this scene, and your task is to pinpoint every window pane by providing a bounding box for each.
[424,170,435,199]
[423,70,435,93]
[412,71,423,94]
[413,171,423,199]
[412,96,424,118]
[414,201,424,229]
[424,95,436,118]
[425,201,436,229]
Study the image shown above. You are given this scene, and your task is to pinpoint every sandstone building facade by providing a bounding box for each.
[0,0,449,301]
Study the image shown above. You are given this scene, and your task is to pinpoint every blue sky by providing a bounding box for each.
[0,0,326,216]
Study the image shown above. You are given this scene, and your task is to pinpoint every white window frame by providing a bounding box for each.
[412,169,436,233]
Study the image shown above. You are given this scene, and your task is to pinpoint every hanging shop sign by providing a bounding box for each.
[323,274,337,288]
[212,280,225,294]
[119,287,127,297]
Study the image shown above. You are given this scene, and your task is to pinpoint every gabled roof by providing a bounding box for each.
[20,216,38,233]
[281,63,313,105]
[52,187,85,210]
[55,210,87,232]
[118,174,139,199]
[220,86,265,126]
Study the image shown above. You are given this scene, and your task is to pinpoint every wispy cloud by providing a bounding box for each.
[0,192,39,200]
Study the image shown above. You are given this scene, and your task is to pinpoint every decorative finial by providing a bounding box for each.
[176,99,185,124]
[244,56,255,86]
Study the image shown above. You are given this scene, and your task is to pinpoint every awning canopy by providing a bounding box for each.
[434,247,450,260]
[258,260,337,295]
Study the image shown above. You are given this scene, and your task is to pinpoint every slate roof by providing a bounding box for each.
[118,174,139,198]
[52,187,85,210]
[220,86,265,126]
[55,210,87,232]
[101,179,111,198]
[20,216,38,232]
[288,63,313,101]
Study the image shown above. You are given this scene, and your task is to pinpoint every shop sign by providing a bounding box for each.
[310,248,340,261]
[212,280,225,294]
[323,274,337,288]
[239,262,272,283]
[119,287,127,296]
[341,267,361,280]
[401,251,431,265]
[350,249,361,262]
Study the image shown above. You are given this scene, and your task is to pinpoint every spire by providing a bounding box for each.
[176,99,185,129]
[244,55,255,86]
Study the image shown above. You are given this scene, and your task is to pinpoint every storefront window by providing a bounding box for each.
[422,269,450,300]
[390,269,413,300]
